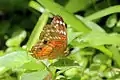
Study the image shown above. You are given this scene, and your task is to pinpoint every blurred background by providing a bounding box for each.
[0,0,120,80]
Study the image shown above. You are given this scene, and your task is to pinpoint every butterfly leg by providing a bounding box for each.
[64,47,70,56]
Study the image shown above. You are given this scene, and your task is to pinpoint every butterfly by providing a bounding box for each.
[30,16,67,59]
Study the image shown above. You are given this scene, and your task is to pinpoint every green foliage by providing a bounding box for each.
[0,21,10,36]
[26,12,49,50]
[0,50,29,70]
[21,69,49,80]
[0,0,120,80]
[6,28,27,47]
[106,14,117,28]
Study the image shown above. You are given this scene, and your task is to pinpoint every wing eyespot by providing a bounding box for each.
[43,40,48,44]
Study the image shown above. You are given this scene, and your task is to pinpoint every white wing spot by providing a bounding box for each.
[59,30,63,34]
[55,36,58,39]
[41,39,44,42]
[56,24,59,26]
[47,38,50,40]
[61,30,64,34]
[54,25,57,28]
[63,23,65,26]
[44,37,47,39]
[46,30,50,32]
[54,24,59,28]
[50,29,54,32]
[49,36,52,39]
[56,20,59,23]
[58,37,61,39]
[45,33,49,36]
[54,37,57,39]
[56,29,60,33]
[63,31,66,35]
[60,21,63,25]
[47,33,50,35]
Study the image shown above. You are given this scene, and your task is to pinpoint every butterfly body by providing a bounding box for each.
[31,16,67,59]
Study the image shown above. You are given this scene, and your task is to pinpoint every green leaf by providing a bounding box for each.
[67,27,82,44]
[21,69,49,80]
[85,5,120,21]
[6,28,27,47]
[71,31,114,57]
[21,60,45,71]
[71,31,120,46]
[82,31,120,46]
[0,50,4,56]
[5,47,23,54]
[89,64,105,77]
[76,15,105,32]
[68,15,105,44]
[93,53,111,64]
[29,1,44,13]
[108,45,120,67]
[94,46,112,58]
[103,68,116,78]
[116,19,120,27]
[26,12,49,50]
[50,58,79,68]
[113,27,120,32]
[64,0,93,13]
[64,67,81,79]
[90,64,101,71]
[106,14,117,28]
[0,50,30,74]
[68,51,88,69]
[80,48,95,56]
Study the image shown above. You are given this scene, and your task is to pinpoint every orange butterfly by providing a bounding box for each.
[30,16,67,59]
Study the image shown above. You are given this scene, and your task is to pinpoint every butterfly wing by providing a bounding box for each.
[31,16,67,59]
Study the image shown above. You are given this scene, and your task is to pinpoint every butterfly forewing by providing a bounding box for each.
[31,16,67,59]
